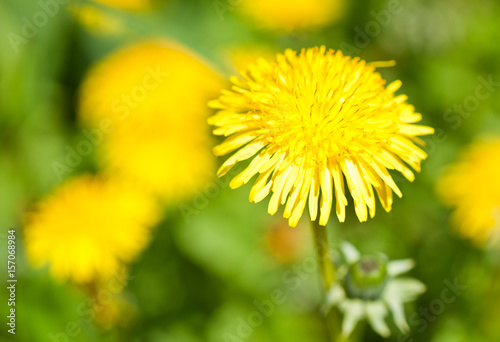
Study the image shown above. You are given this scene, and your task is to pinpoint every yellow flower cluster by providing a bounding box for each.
[79,41,225,203]
[24,40,224,288]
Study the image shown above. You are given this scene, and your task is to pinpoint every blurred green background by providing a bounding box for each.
[1,0,500,341]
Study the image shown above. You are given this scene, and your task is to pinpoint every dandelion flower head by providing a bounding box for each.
[209,47,434,227]
[79,41,225,203]
[23,175,161,283]
[80,40,224,126]
[437,138,500,246]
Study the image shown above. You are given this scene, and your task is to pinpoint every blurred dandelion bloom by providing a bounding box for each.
[23,175,161,283]
[79,41,225,202]
[437,138,500,246]
[80,40,224,125]
[209,47,434,227]
[101,114,216,202]
[326,243,426,338]
[239,0,345,32]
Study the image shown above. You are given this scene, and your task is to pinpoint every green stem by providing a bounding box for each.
[310,219,360,342]
[310,218,335,290]
[310,218,340,342]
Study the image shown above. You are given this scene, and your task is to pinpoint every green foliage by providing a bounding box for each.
[1,0,500,341]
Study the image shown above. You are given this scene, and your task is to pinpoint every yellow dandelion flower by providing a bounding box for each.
[79,40,224,127]
[239,0,345,32]
[23,175,161,283]
[437,138,500,246]
[79,40,225,202]
[101,114,216,202]
[209,47,434,227]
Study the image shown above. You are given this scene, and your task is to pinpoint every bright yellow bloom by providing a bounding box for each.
[239,0,345,32]
[437,139,500,246]
[80,40,224,126]
[23,175,161,283]
[101,114,216,202]
[79,40,225,202]
[209,47,434,227]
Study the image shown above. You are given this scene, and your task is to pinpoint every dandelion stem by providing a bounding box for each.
[310,218,342,341]
[310,218,335,289]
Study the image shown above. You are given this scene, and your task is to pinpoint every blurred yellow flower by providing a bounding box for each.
[79,40,225,202]
[437,139,500,246]
[80,41,224,126]
[101,114,216,202]
[23,175,161,283]
[239,0,345,31]
[209,47,434,227]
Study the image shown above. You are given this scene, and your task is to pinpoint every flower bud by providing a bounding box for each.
[345,254,388,300]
